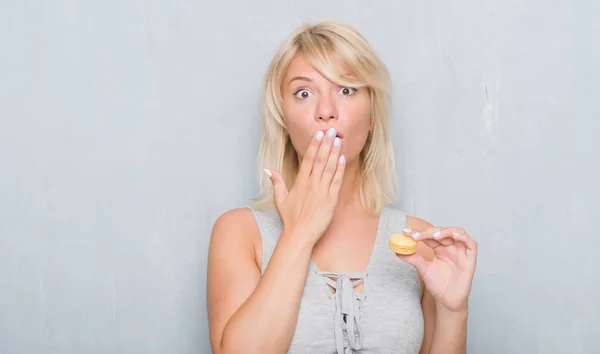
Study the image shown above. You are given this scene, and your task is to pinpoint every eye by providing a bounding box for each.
[339,87,357,96]
[294,89,313,99]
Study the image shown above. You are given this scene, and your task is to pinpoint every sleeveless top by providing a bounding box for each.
[248,206,425,354]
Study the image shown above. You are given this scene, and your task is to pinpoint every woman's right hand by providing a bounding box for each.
[265,128,345,247]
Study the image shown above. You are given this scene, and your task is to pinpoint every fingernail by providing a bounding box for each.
[412,232,420,239]
[263,168,272,177]
[452,232,460,236]
[315,131,324,140]
[338,155,345,164]
[327,128,336,137]
[403,228,412,233]
[433,231,441,238]
[333,137,341,147]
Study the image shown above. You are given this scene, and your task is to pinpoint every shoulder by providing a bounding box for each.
[406,215,434,231]
[211,207,259,238]
[210,208,262,267]
[383,207,432,231]
[212,207,256,230]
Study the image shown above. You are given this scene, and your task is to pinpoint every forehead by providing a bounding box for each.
[283,53,349,83]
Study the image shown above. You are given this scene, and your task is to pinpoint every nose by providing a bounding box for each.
[316,93,338,122]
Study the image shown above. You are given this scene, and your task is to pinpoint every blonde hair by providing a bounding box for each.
[251,21,398,215]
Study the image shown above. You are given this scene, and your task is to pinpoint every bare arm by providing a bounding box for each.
[420,286,468,354]
[206,209,313,354]
[428,298,468,354]
[207,129,346,353]
[407,217,470,354]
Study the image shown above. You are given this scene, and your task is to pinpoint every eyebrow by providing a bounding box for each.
[288,76,312,86]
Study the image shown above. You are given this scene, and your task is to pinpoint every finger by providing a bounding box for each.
[431,228,456,246]
[404,229,442,249]
[421,238,441,250]
[448,231,478,264]
[310,128,337,183]
[431,227,476,250]
[264,169,288,207]
[328,155,346,200]
[410,227,477,264]
[406,227,454,245]
[439,230,477,266]
[321,137,342,185]
[297,130,325,185]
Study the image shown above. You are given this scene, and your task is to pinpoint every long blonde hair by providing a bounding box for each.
[251,21,398,215]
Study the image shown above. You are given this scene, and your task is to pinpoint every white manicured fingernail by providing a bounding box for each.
[403,228,412,233]
[452,232,460,236]
[412,232,420,239]
[263,168,272,177]
[315,131,324,140]
[338,155,345,164]
[327,128,336,137]
[433,231,441,238]
[333,137,341,147]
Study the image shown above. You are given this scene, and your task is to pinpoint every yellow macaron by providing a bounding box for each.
[389,233,417,255]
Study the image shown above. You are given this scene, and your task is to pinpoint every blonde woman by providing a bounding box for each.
[206,21,478,354]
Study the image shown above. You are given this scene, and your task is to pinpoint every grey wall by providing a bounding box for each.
[1,1,598,353]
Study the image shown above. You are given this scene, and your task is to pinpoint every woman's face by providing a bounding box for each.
[281,54,372,166]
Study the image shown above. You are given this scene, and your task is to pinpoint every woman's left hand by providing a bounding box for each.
[397,227,478,312]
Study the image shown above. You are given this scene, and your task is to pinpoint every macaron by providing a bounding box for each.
[389,233,417,255]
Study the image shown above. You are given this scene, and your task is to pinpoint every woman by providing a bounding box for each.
[206,21,478,354]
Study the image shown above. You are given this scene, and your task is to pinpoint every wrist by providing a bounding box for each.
[430,302,468,354]
[436,302,468,319]
[281,226,318,251]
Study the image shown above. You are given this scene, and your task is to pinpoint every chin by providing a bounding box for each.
[342,153,360,166]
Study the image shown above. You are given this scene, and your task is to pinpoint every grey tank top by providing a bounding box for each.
[248,206,424,354]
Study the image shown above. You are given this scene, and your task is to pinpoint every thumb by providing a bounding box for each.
[264,169,288,206]
[396,253,429,275]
